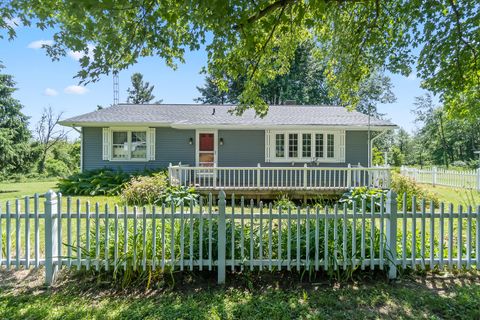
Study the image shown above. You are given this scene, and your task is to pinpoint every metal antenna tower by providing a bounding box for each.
[113,70,119,105]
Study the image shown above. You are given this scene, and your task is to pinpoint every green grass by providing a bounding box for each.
[0,270,479,319]
[425,185,480,207]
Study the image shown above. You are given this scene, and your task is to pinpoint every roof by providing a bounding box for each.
[60,104,397,129]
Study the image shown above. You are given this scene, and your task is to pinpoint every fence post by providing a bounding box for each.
[217,190,226,284]
[386,190,398,279]
[432,166,437,186]
[303,164,308,188]
[44,190,59,286]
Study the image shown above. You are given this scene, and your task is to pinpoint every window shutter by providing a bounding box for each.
[265,130,271,162]
[147,128,156,161]
[102,128,111,160]
[338,131,346,162]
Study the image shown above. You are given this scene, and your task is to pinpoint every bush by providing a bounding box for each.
[121,172,198,206]
[339,187,388,211]
[57,169,137,196]
[45,158,73,178]
[390,173,439,209]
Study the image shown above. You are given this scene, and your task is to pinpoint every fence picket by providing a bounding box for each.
[105,204,110,271]
[34,194,39,268]
[15,199,20,270]
[25,196,30,269]
[95,203,100,271]
[467,206,472,270]
[411,196,417,269]
[76,200,81,269]
[448,203,453,269]
[66,197,71,268]
[457,205,463,269]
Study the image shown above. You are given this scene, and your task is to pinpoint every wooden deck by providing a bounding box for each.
[169,164,391,199]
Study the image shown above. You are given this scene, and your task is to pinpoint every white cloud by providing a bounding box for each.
[5,17,21,29]
[67,44,95,61]
[64,85,89,95]
[44,88,59,96]
[27,39,54,49]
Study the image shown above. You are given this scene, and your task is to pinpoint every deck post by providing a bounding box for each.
[303,164,308,188]
[347,164,352,188]
[386,190,398,279]
[217,190,226,284]
[44,190,59,286]
[256,163,261,188]
[477,168,480,191]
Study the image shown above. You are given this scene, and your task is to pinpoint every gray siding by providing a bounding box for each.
[83,127,369,172]
[218,130,368,167]
[82,127,195,172]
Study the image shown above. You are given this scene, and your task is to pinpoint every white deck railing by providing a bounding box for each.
[168,164,391,190]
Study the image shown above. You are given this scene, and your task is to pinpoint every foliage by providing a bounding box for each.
[78,212,384,287]
[121,172,199,206]
[339,187,388,211]
[272,194,297,210]
[126,72,161,104]
[390,173,439,210]
[57,169,137,196]
[371,147,384,166]
[5,1,478,117]
[0,63,34,175]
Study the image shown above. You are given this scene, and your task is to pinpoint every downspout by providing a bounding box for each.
[72,127,83,172]
[369,130,389,167]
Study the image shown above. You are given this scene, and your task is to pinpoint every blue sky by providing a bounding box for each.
[1,22,429,137]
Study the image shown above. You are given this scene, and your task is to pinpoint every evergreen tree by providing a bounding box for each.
[126,73,162,104]
[0,63,33,174]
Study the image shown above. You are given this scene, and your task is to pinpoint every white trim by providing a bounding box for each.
[60,121,396,131]
[195,129,218,166]
[266,129,345,163]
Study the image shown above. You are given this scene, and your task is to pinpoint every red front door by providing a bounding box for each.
[198,133,215,167]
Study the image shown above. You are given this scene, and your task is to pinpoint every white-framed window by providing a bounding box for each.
[265,129,345,163]
[103,127,155,161]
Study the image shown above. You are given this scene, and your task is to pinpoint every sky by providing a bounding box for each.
[1,22,430,139]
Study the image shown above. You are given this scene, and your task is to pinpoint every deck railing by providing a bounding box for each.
[168,164,391,190]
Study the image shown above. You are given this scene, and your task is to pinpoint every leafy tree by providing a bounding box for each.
[0,63,33,175]
[127,73,161,104]
[196,43,394,118]
[5,1,478,117]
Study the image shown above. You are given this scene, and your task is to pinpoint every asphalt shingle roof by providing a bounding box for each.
[60,104,396,128]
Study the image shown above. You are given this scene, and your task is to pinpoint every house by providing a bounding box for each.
[60,104,396,197]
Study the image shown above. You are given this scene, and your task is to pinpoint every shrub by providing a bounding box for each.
[45,158,73,178]
[390,173,439,209]
[272,194,297,210]
[339,187,388,211]
[57,168,137,196]
[121,172,198,206]
[452,160,467,168]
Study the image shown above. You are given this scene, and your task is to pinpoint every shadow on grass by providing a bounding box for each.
[0,269,479,319]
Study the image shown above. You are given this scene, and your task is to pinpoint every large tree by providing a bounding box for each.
[0,63,33,174]
[5,1,479,117]
[126,72,161,104]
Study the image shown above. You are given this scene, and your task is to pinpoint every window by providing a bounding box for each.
[315,134,324,158]
[302,133,311,158]
[275,134,285,157]
[327,134,334,158]
[288,133,298,158]
[112,130,148,160]
[266,130,344,163]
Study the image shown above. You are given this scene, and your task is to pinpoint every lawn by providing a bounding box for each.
[0,269,479,319]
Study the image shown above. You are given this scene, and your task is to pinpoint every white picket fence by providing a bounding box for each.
[400,166,480,190]
[0,190,479,285]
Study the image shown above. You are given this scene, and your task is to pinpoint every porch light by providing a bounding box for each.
[219,138,224,145]
[189,137,193,145]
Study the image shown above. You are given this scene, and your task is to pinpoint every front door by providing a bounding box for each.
[197,131,217,167]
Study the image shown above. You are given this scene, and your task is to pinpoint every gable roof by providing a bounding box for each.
[60,104,396,129]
